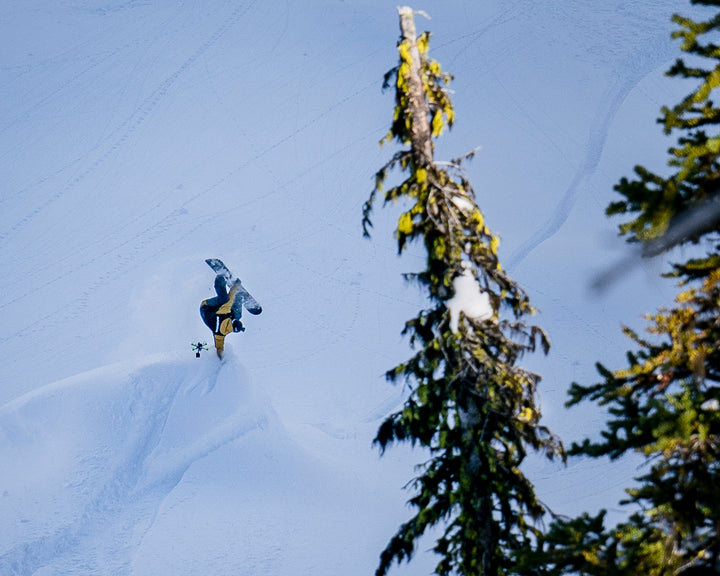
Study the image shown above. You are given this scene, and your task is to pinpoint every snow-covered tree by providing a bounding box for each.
[529,3,720,575]
[363,7,564,576]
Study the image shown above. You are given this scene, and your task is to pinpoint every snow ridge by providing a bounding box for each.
[0,356,275,575]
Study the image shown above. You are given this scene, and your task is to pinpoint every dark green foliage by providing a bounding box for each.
[519,511,682,576]
[537,3,720,574]
[549,270,720,575]
[364,8,563,576]
[608,1,720,260]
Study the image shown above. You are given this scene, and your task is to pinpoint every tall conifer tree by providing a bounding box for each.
[363,8,563,576]
[526,2,720,575]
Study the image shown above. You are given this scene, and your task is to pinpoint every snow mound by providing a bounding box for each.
[0,356,272,572]
[0,355,410,576]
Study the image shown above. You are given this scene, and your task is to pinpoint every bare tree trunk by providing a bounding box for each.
[398,6,434,166]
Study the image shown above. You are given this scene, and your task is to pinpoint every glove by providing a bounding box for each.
[233,319,245,332]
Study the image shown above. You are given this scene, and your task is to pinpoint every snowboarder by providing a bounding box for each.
[200,259,262,358]
[200,274,245,357]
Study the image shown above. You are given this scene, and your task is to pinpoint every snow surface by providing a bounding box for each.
[0,355,419,574]
[0,0,693,574]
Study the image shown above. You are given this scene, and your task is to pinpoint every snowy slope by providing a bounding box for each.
[0,355,425,575]
[0,0,692,573]
[1,357,268,573]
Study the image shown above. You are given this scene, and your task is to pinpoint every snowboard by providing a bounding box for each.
[205,258,263,315]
